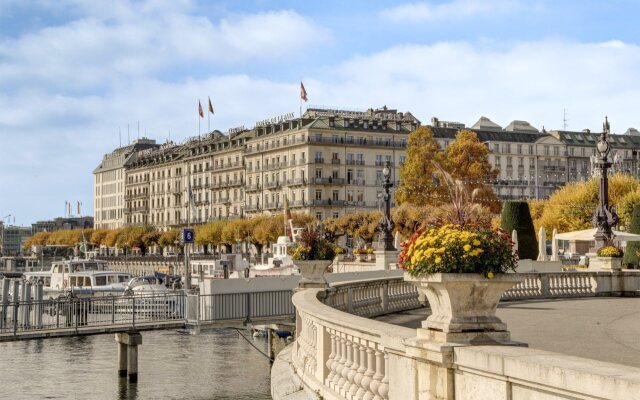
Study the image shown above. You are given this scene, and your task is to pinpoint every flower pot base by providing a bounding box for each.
[295,260,332,288]
[405,272,524,339]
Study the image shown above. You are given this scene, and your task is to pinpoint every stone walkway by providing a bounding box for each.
[375,297,640,368]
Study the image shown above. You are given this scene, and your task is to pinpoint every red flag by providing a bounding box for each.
[198,100,204,118]
[300,82,308,102]
[208,97,214,114]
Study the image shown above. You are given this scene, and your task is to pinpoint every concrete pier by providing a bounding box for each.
[115,331,143,382]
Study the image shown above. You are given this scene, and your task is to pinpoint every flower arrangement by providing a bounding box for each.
[353,247,365,255]
[334,246,346,255]
[366,247,374,255]
[399,224,517,278]
[597,245,623,258]
[290,224,336,261]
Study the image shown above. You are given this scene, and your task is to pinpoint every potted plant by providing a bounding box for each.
[291,224,336,288]
[592,245,624,271]
[400,224,521,341]
[366,247,375,261]
[353,247,366,261]
[333,245,345,261]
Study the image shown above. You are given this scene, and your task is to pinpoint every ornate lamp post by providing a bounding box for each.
[377,161,396,251]
[592,117,619,249]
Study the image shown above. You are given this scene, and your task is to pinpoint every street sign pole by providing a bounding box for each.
[182,229,195,291]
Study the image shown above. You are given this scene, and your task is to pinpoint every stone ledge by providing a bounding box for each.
[271,345,316,400]
[454,346,640,400]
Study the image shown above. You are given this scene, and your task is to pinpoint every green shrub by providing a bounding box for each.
[500,201,538,260]
[623,204,640,267]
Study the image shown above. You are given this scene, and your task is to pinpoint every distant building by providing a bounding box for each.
[1,225,32,256]
[31,216,94,234]
[93,138,159,229]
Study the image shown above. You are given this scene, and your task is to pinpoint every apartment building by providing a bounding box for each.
[94,107,640,229]
[93,138,158,229]
[432,117,640,201]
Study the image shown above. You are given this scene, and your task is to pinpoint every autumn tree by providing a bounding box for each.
[444,130,501,212]
[90,229,110,247]
[395,126,444,206]
[392,203,433,238]
[535,174,640,234]
[158,230,180,254]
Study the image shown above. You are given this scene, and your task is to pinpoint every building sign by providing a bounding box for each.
[228,126,246,136]
[255,112,295,127]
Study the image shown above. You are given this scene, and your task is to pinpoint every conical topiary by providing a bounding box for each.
[500,201,538,260]
[623,204,640,267]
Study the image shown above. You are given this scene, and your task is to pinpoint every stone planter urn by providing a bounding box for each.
[295,260,333,288]
[405,272,523,343]
[590,256,622,271]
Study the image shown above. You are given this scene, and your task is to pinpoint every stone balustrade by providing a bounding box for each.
[502,270,640,299]
[276,271,640,400]
[323,278,421,317]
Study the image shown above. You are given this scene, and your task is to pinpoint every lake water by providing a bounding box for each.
[0,328,272,399]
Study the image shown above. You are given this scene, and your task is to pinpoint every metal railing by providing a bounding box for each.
[198,290,295,322]
[0,293,186,336]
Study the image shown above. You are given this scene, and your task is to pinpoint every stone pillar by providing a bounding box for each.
[117,342,128,377]
[115,332,143,382]
[374,250,398,271]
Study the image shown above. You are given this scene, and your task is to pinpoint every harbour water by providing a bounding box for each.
[0,328,272,399]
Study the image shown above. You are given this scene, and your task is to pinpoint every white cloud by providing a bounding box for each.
[307,40,640,133]
[382,0,527,23]
[0,7,328,91]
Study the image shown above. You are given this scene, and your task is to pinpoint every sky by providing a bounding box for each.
[2,0,640,226]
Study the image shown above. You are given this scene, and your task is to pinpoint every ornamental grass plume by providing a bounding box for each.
[399,224,517,277]
[425,162,493,229]
[290,223,336,261]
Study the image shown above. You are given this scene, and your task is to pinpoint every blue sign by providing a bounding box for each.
[182,228,195,244]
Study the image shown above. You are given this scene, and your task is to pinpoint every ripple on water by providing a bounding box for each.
[0,328,272,400]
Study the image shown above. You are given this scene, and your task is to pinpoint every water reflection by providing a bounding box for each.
[118,377,138,400]
[0,328,272,400]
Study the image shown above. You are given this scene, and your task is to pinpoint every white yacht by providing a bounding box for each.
[24,259,132,299]
[252,235,300,276]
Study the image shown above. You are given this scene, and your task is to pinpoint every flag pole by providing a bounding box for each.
[207,104,210,133]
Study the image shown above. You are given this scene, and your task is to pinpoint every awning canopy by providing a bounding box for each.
[554,228,640,242]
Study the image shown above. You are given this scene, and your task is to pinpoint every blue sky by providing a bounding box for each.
[2,0,640,226]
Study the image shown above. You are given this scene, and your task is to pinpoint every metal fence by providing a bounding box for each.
[198,290,295,322]
[0,293,186,336]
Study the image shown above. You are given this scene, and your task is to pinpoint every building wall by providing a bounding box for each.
[94,111,640,228]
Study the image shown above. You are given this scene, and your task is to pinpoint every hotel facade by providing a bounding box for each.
[93,107,640,229]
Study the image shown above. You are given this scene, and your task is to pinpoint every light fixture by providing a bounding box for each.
[597,138,610,157]
[383,161,390,179]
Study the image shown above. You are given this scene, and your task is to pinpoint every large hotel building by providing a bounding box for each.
[93,107,640,229]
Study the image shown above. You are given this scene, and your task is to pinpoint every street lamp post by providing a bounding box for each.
[592,117,619,249]
[377,161,396,251]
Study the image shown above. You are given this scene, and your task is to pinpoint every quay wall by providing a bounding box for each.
[274,271,640,400]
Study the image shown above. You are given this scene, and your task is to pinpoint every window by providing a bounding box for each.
[332,170,339,179]
[332,212,339,219]
[357,191,364,202]
[553,146,559,156]
[315,190,322,200]
[544,145,550,156]
[315,168,322,178]
[315,212,323,220]
[347,191,354,201]
[332,190,339,201]
[528,145,534,155]
[517,144,522,154]
[493,144,500,153]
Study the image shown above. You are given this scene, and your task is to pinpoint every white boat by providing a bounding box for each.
[120,275,180,317]
[252,235,299,276]
[24,259,132,299]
